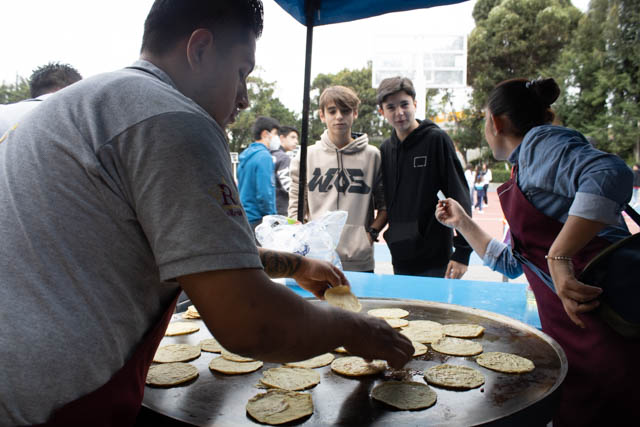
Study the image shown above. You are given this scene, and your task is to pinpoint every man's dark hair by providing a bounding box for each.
[141,0,264,55]
[29,62,82,98]
[279,126,299,137]
[376,76,416,106]
[252,117,280,141]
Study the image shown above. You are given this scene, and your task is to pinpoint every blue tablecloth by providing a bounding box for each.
[286,271,541,329]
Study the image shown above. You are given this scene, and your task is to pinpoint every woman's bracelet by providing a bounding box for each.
[544,255,572,262]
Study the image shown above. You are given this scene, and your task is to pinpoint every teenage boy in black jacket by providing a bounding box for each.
[377,76,472,278]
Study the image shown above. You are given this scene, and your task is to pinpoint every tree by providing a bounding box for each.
[0,77,30,104]
[227,73,299,153]
[467,0,582,110]
[553,0,640,159]
[461,0,583,166]
[449,107,486,163]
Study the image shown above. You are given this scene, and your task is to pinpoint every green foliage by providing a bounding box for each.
[464,0,583,163]
[227,73,299,153]
[0,77,30,104]
[449,106,485,159]
[468,0,582,110]
[553,0,640,158]
[490,166,511,183]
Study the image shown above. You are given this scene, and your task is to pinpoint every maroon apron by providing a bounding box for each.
[498,167,640,426]
[36,294,179,426]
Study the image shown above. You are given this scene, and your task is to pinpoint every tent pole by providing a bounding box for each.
[296,1,317,223]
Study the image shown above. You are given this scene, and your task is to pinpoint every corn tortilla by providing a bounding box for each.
[199,337,223,353]
[246,390,313,425]
[424,364,485,390]
[371,381,437,410]
[181,305,200,319]
[146,362,198,387]
[209,357,263,375]
[260,367,321,391]
[367,308,409,319]
[385,318,410,328]
[431,337,483,356]
[324,286,362,312]
[153,344,201,363]
[476,352,535,373]
[442,324,485,338]
[221,349,256,362]
[412,341,428,357]
[331,356,386,377]
[285,353,335,369]
[164,322,200,336]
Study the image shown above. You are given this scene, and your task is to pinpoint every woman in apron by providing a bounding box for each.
[435,77,639,426]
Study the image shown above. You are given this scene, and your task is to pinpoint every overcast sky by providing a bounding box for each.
[1,0,590,111]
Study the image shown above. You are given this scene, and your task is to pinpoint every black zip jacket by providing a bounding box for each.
[380,119,473,271]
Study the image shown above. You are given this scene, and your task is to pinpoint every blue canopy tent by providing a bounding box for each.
[271,0,469,221]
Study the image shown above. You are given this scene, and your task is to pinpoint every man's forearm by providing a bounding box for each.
[371,210,387,231]
[179,268,351,363]
[259,248,302,278]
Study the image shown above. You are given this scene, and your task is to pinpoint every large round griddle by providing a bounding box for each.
[143,298,567,426]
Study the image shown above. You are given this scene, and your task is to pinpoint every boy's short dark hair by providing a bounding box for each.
[141,0,264,55]
[252,116,280,141]
[29,62,82,98]
[279,126,299,137]
[376,76,416,107]
[319,86,360,113]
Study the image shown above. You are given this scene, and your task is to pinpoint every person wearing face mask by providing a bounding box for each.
[270,126,298,216]
[238,116,280,229]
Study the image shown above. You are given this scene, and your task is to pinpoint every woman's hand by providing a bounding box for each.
[547,258,603,328]
[435,198,469,230]
[546,215,607,328]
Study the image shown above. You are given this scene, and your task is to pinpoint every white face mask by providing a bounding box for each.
[269,136,281,151]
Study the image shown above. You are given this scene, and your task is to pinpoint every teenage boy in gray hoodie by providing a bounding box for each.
[289,86,386,272]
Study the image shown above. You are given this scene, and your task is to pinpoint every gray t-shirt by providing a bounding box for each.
[0,60,261,425]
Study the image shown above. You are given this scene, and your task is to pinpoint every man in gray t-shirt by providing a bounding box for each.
[0,1,413,425]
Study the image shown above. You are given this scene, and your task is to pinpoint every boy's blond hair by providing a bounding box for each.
[318,85,360,113]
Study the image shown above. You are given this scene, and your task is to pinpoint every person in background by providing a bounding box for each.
[376,76,472,279]
[271,126,298,216]
[632,163,640,209]
[481,162,492,206]
[0,62,82,136]
[0,2,413,424]
[289,86,387,273]
[473,173,485,213]
[237,116,280,229]
[464,164,475,202]
[436,77,638,426]
[279,125,299,155]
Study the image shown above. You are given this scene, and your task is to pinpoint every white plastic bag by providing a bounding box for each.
[255,211,348,269]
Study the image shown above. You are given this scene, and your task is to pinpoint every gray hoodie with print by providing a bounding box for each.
[289,130,385,271]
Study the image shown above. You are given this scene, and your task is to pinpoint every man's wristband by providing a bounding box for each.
[367,227,380,242]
